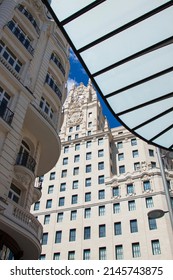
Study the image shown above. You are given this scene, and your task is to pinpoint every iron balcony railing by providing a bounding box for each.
[18,4,40,35]
[45,74,62,101]
[7,21,34,55]
[16,153,36,173]
[50,53,65,76]
[0,102,14,125]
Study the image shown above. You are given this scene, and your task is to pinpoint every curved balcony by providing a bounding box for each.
[45,73,62,101]
[0,102,14,126]
[16,153,36,173]
[0,199,42,259]
[17,4,40,35]
[50,53,65,76]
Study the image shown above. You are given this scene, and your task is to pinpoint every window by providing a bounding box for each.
[130,219,138,233]
[69,127,73,132]
[98,138,103,145]
[34,201,40,210]
[39,96,53,119]
[146,197,154,208]
[99,247,106,260]
[131,138,137,146]
[68,136,71,141]
[74,155,80,162]
[113,203,120,214]
[118,153,124,161]
[98,149,104,157]
[98,162,104,170]
[99,224,106,238]
[72,180,78,189]
[119,165,125,174]
[55,231,62,243]
[68,251,75,260]
[132,243,141,258]
[112,187,119,197]
[85,192,91,202]
[128,200,136,211]
[83,249,90,260]
[115,245,123,260]
[114,222,122,235]
[76,125,80,131]
[75,134,79,139]
[63,157,68,165]
[8,183,21,204]
[127,184,134,194]
[57,213,63,223]
[71,195,78,204]
[88,112,92,117]
[134,162,140,171]
[98,190,105,199]
[86,164,92,173]
[61,169,67,178]
[117,141,123,149]
[148,218,157,230]
[46,199,52,209]
[64,146,69,153]
[39,254,46,260]
[99,205,105,216]
[88,122,92,127]
[151,161,156,168]
[42,233,48,245]
[71,210,77,220]
[84,227,91,239]
[87,130,91,136]
[69,229,76,242]
[98,175,104,184]
[60,183,66,192]
[44,215,50,225]
[59,197,65,206]
[149,149,154,157]
[73,167,79,175]
[86,152,92,160]
[84,208,91,218]
[143,180,151,191]
[53,253,60,260]
[50,172,55,180]
[151,240,161,255]
[86,141,91,148]
[38,176,44,183]
[75,143,80,151]
[85,178,91,187]
[132,150,139,158]
[48,185,54,194]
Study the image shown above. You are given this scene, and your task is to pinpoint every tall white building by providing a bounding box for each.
[32,82,173,260]
[0,0,69,259]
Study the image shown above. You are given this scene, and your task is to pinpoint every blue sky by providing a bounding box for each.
[67,49,121,129]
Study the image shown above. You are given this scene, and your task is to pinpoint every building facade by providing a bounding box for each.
[32,82,173,260]
[0,0,69,259]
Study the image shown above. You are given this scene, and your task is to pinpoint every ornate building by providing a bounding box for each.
[0,0,69,259]
[32,82,173,260]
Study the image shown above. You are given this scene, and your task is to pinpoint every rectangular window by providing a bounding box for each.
[61,169,67,178]
[99,224,106,238]
[59,197,65,206]
[75,143,80,151]
[46,199,52,209]
[53,253,60,260]
[69,229,76,242]
[143,180,151,191]
[75,134,79,139]
[88,112,92,117]
[57,212,63,223]
[64,146,69,153]
[98,162,104,170]
[114,222,122,235]
[99,205,105,216]
[148,218,157,230]
[85,178,91,187]
[131,138,137,146]
[127,184,134,194]
[71,195,78,204]
[84,227,91,240]
[119,165,125,174]
[72,180,78,189]
[83,249,90,260]
[130,219,138,233]
[74,155,80,162]
[69,127,73,132]
[60,183,66,192]
[86,164,92,173]
[151,161,156,168]
[44,215,50,225]
[73,167,79,175]
[34,201,40,210]
[134,162,140,171]
[99,247,106,260]
[98,149,104,157]
[118,153,124,161]
[68,251,75,260]
[151,240,161,255]
[112,187,119,197]
[98,175,105,184]
[55,231,62,243]
[48,185,54,194]
[98,138,103,145]
[39,254,46,260]
[132,243,141,258]
[128,200,136,211]
[149,149,154,157]
[117,141,123,149]
[70,210,77,221]
[113,203,120,214]
[98,190,105,200]
[8,184,21,204]
[42,233,48,245]
[85,192,91,202]
[86,152,92,160]
[63,157,68,165]
[115,245,123,260]
[84,208,91,218]
[145,197,154,208]
[76,125,80,131]
[86,141,91,148]
[132,150,139,158]
[50,172,55,180]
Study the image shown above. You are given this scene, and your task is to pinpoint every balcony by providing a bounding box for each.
[17,4,40,35]
[0,102,14,125]
[15,153,36,174]
[7,21,34,55]
[51,53,65,76]
[45,73,62,101]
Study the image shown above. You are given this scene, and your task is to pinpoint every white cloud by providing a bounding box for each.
[69,48,79,63]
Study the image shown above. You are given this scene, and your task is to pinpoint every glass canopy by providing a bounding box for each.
[42,0,173,151]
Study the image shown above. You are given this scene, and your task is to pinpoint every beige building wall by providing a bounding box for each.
[32,82,173,260]
[0,0,69,259]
